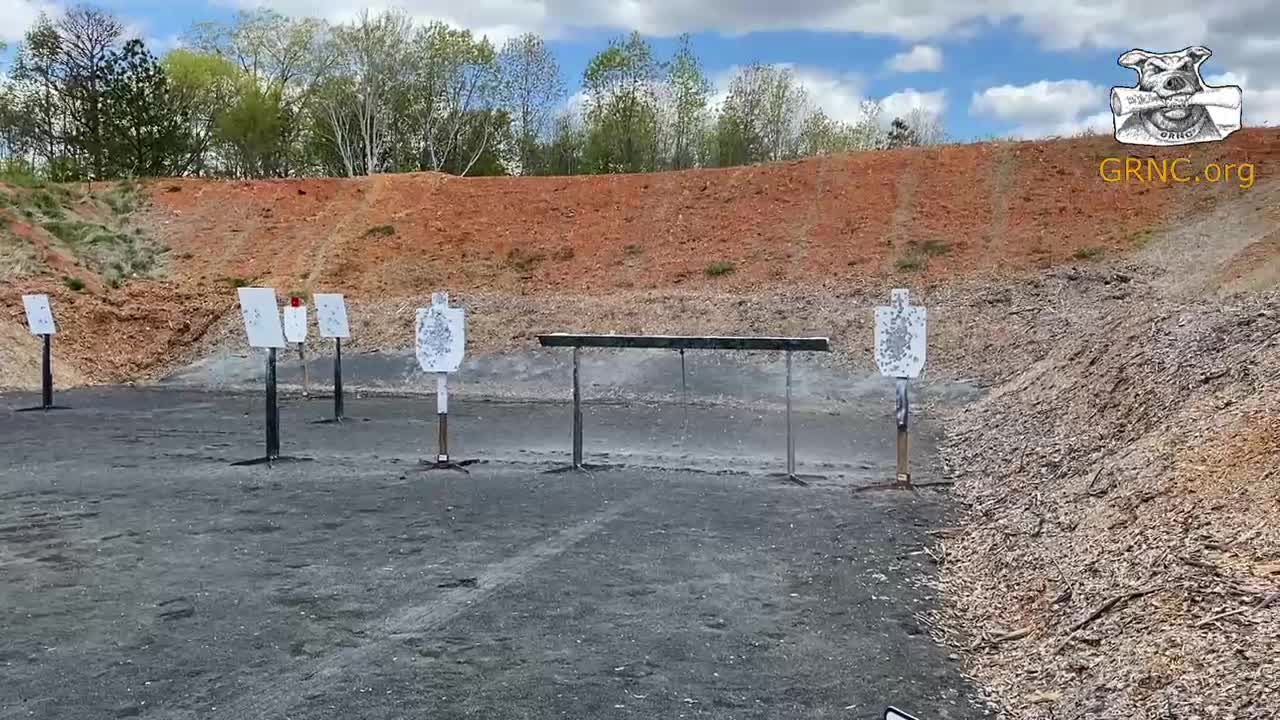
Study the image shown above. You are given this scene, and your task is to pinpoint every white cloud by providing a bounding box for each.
[880,88,946,123]
[970,79,1111,138]
[971,80,1103,122]
[789,66,869,124]
[0,0,60,43]
[1205,71,1280,126]
[886,44,942,73]
[146,34,183,54]
[204,2,1280,53]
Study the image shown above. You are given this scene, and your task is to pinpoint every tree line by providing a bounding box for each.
[0,5,945,181]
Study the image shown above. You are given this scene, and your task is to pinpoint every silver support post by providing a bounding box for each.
[572,347,583,468]
[785,350,795,478]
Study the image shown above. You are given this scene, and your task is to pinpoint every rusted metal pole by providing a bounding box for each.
[437,372,449,463]
[895,378,910,484]
[298,342,310,398]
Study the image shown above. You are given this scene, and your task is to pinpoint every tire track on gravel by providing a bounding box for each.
[214,485,659,719]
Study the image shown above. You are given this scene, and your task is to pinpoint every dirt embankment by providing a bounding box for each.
[934,292,1279,719]
[3,129,1276,388]
[929,175,1280,718]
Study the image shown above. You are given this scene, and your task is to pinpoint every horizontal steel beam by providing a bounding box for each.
[537,334,831,351]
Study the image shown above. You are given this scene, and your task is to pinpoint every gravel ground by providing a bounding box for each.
[1,386,988,720]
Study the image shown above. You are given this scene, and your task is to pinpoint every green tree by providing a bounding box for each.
[581,32,660,174]
[104,39,191,176]
[216,80,286,177]
[664,34,711,170]
[544,110,584,176]
[10,13,71,174]
[162,49,242,175]
[314,9,414,176]
[885,116,919,148]
[187,9,331,176]
[796,109,851,157]
[714,63,808,166]
[188,9,329,95]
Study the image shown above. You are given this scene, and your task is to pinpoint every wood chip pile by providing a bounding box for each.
[932,289,1280,719]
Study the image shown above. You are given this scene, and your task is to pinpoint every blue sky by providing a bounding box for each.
[4,1,1278,141]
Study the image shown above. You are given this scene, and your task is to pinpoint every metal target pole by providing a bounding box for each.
[41,333,53,409]
[896,378,910,485]
[437,372,449,463]
[572,346,583,468]
[333,337,344,419]
[785,350,795,479]
[266,347,280,460]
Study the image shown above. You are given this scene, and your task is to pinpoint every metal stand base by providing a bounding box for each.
[544,463,611,475]
[15,405,71,412]
[418,458,482,474]
[311,416,369,425]
[231,456,313,467]
[770,472,824,487]
[851,476,916,494]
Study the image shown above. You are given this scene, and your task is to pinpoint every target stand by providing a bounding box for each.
[766,351,824,487]
[231,348,311,467]
[418,373,480,473]
[537,335,830,480]
[311,338,368,425]
[17,334,71,412]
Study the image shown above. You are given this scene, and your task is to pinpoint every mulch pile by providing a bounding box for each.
[931,282,1280,718]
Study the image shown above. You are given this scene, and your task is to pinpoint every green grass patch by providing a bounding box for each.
[1073,246,1104,261]
[43,220,97,245]
[31,190,66,219]
[222,276,252,288]
[506,247,545,273]
[906,238,952,257]
[363,225,395,238]
[1126,227,1160,248]
[0,162,43,189]
[704,260,736,277]
[62,275,85,291]
[895,253,927,272]
[104,179,143,216]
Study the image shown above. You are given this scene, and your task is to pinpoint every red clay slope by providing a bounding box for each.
[147,130,1278,298]
[3,129,1277,387]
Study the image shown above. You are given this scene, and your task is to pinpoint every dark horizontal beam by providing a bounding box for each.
[537,334,831,351]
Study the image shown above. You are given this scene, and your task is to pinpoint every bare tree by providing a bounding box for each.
[316,9,413,176]
[904,107,945,145]
[189,9,329,96]
[411,22,500,176]
[56,5,123,178]
[496,33,563,175]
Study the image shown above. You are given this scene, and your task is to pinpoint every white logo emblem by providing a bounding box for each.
[1110,46,1242,146]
